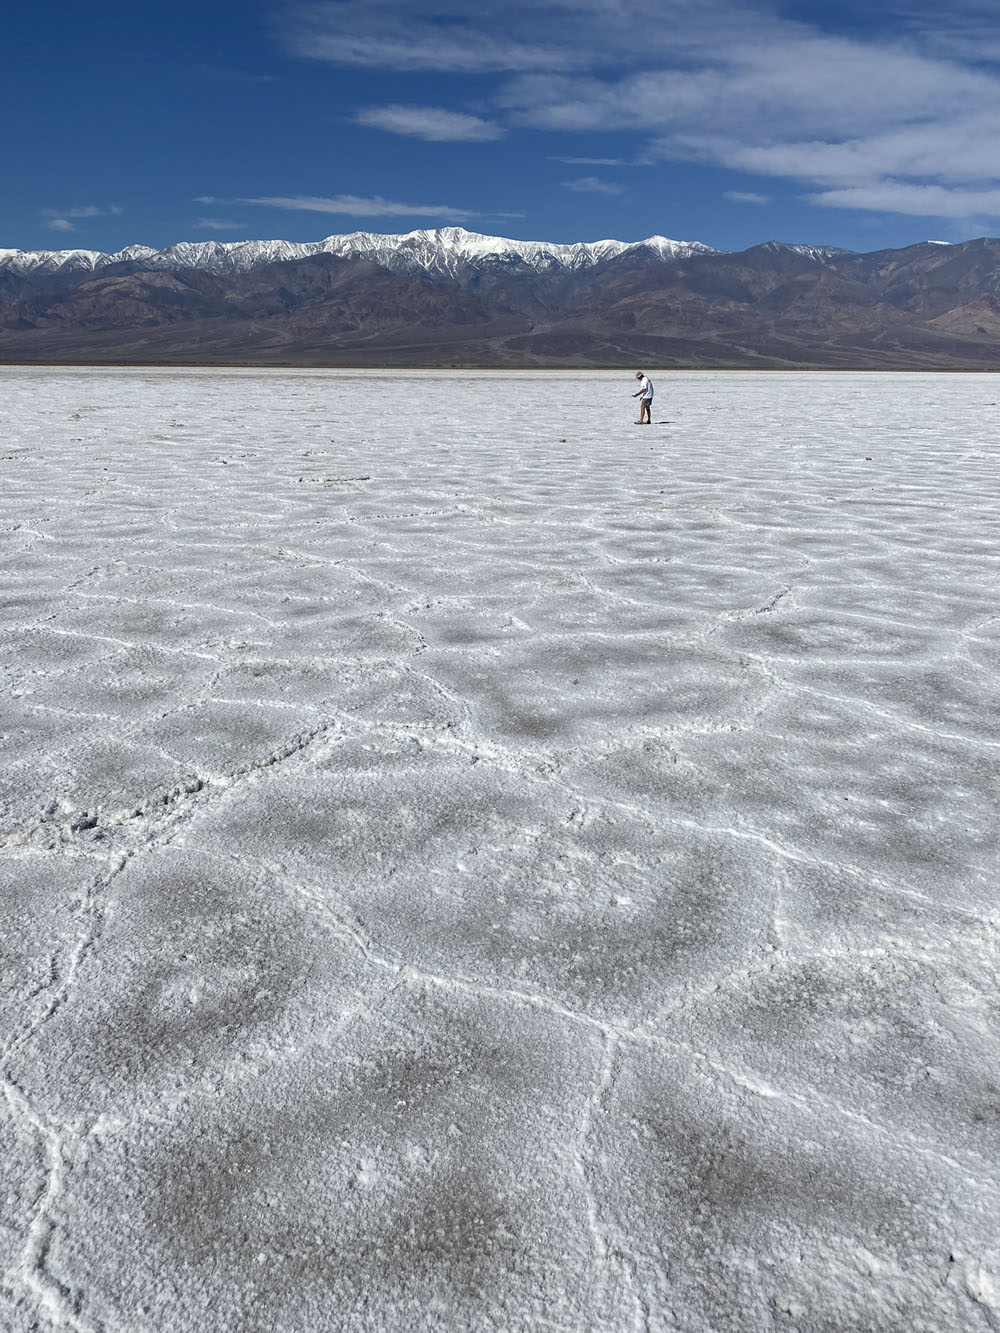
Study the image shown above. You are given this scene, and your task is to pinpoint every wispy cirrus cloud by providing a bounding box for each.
[236,193,480,221]
[279,0,1000,223]
[282,0,582,73]
[855,0,1000,63]
[280,0,779,76]
[562,176,623,195]
[551,156,627,166]
[498,13,1000,220]
[354,104,504,140]
[724,191,771,205]
[192,218,244,231]
[41,204,123,233]
[42,204,123,220]
[807,182,1000,218]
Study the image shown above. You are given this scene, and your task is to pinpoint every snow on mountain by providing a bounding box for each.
[779,244,851,259]
[0,227,717,279]
[314,227,716,275]
[0,247,112,275]
[750,240,851,262]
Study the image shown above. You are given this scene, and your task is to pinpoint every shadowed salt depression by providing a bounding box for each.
[1,368,998,1331]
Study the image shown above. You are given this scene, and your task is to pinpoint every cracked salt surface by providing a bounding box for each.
[1,366,998,1332]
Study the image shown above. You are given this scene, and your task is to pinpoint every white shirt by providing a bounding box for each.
[638,376,653,399]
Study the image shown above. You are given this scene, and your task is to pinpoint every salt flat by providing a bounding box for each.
[1,367,998,1333]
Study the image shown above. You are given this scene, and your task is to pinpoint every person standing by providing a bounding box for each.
[633,371,653,424]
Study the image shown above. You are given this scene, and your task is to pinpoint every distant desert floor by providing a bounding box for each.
[2,367,998,1333]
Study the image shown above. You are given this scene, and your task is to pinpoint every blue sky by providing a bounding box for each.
[6,0,1000,255]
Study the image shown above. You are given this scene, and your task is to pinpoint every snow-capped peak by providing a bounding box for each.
[315,227,717,275]
[752,240,851,260]
[0,226,717,279]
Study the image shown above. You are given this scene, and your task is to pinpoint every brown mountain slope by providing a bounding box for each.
[2,239,1000,367]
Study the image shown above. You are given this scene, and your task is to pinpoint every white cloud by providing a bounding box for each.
[278,0,1000,224]
[354,104,504,140]
[724,191,770,205]
[283,1,583,73]
[499,14,1000,221]
[193,218,244,231]
[869,0,1000,63]
[551,156,627,166]
[686,118,1000,189]
[47,219,75,233]
[562,176,624,195]
[237,194,479,221]
[807,182,1000,219]
[43,206,98,220]
[41,204,123,220]
[502,45,1000,141]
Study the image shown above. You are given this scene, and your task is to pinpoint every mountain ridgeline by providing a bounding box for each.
[2,226,1000,368]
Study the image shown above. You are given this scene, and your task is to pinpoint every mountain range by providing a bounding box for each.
[2,226,1000,368]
